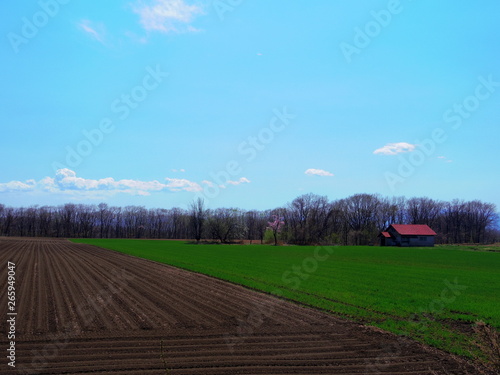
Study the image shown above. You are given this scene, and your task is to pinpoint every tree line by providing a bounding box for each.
[0,193,498,245]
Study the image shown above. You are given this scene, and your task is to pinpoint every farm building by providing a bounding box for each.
[378,224,436,247]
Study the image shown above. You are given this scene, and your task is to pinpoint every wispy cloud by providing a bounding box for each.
[201,177,250,189]
[227,177,251,186]
[437,156,453,163]
[132,0,203,34]
[78,19,106,43]
[373,142,416,155]
[305,169,334,177]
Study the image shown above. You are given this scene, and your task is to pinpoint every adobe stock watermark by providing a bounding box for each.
[364,277,468,374]
[385,74,499,191]
[212,0,244,21]
[7,0,71,54]
[340,0,413,63]
[195,107,296,201]
[51,65,168,172]
[223,245,335,352]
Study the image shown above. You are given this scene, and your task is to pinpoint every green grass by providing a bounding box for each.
[71,239,500,363]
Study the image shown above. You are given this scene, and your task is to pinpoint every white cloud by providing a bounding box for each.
[226,177,251,186]
[305,169,334,177]
[133,0,203,34]
[78,19,106,43]
[0,180,36,193]
[373,142,416,155]
[164,178,202,192]
[201,178,250,188]
[47,169,169,196]
[0,170,252,197]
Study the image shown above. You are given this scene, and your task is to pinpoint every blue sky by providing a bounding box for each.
[1,0,499,210]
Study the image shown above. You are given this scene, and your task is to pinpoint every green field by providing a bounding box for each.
[71,239,500,362]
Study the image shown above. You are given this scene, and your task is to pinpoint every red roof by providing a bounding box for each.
[380,231,391,238]
[389,224,436,236]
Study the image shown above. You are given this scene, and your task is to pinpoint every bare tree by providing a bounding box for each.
[77,204,97,238]
[98,203,114,238]
[60,204,77,237]
[406,197,443,228]
[0,195,496,244]
[285,194,332,245]
[38,206,54,237]
[189,198,206,243]
[341,194,380,245]
[207,208,242,243]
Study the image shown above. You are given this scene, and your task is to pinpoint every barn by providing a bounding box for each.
[378,224,436,247]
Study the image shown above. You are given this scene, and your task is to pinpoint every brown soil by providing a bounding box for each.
[0,238,485,374]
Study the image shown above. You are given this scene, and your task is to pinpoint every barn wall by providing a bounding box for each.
[404,235,434,247]
[380,237,396,246]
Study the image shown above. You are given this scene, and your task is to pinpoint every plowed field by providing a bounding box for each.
[0,238,481,374]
